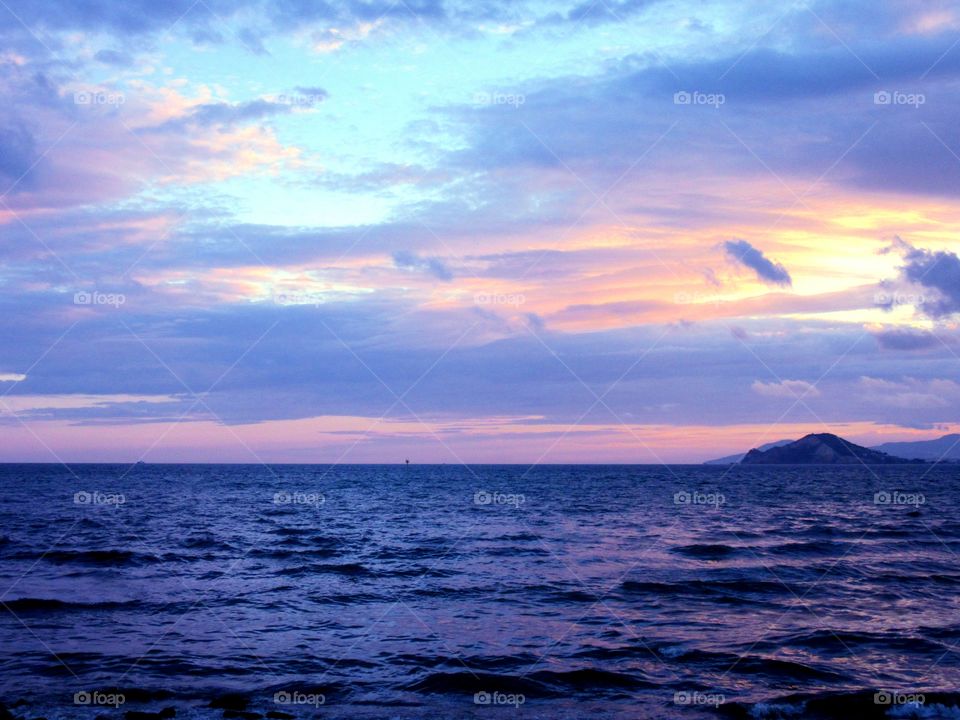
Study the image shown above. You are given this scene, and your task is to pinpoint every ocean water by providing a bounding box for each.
[1,463,959,719]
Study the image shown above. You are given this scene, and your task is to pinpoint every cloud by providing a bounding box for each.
[858,376,960,409]
[897,241,960,317]
[543,0,663,25]
[393,250,454,281]
[93,48,134,66]
[0,121,37,186]
[0,373,26,382]
[723,240,793,287]
[752,379,821,399]
[873,327,940,351]
[166,99,294,128]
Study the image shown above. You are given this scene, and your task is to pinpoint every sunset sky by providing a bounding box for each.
[1,0,959,463]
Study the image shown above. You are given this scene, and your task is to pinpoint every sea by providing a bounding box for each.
[1,463,959,719]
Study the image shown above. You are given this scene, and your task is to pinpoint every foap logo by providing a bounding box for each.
[874,90,925,108]
[275,92,326,107]
[273,291,321,307]
[474,490,525,508]
[474,292,526,307]
[673,90,725,108]
[874,690,925,706]
[74,691,125,708]
[273,491,325,508]
[74,90,126,106]
[74,490,126,507]
[274,690,326,707]
[874,491,925,507]
[674,291,723,307]
[473,691,525,708]
[74,290,125,308]
[674,490,725,508]
[874,290,926,309]
[473,91,525,107]
[674,690,725,707]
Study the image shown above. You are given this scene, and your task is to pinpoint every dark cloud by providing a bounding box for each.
[293,86,329,100]
[873,327,939,351]
[393,250,453,281]
[0,121,37,187]
[899,242,960,317]
[173,99,293,128]
[93,48,134,66]
[543,0,662,25]
[723,239,792,287]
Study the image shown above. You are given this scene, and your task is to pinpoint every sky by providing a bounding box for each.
[1,0,959,463]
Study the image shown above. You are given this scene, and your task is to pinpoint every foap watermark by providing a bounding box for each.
[674,291,723,307]
[874,690,925,706]
[474,292,526,307]
[674,690,725,707]
[674,90,725,108]
[474,490,525,508]
[474,691,525,708]
[874,90,925,108]
[74,691,125,708]
[74,290,125,308]
[74,90,125,106]
[874,290,926,309]
[74,490,126,507]
[275,92,326,107]
[674,490,725,508]
[273,291,321,307]
[274,690,326,707]
[273,491,325,508]
[473,91,525,108]
[874,491,925,507]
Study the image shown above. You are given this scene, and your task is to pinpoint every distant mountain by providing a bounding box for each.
[704,439,794,465]
[741,433,924,465]
[870,434,960,462]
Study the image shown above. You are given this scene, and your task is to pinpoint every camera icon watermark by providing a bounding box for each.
[74,90,126,106]
[272,291,321,307]
[74,490,126,507]
[874,690,925,706]
[474,490,525,508]
[674,490,725,508]
[74,691,125,708]
[673,90,725,108]
[873,90,925,107]
[275,92,326,107]
[674,690,725,707]
[674,291,723,306]
[473,91,525,108]
[874,290,926,309]
[274,690,326,707]
[74,290,125,308]
[874,491,925,507]
[474,292,526,307]
[473,691,525,707]
[273,491,325,508]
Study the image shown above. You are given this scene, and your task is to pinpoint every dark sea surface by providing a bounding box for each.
[1,463,959,719]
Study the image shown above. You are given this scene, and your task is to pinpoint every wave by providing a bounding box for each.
[0,597,139,612]
[619,578,789,598]
[749,629,946,656]
[766,540,849,556]
[529,668,656,691]
[281,562,372,577]
[404,671,546,696]
[732,690,960,720]
[18,549,160,566]
[671,543,743,559]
